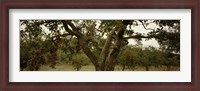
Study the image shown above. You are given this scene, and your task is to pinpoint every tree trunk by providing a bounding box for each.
[78,36,102,71]
[99,30,116,71]
[167,66,171,71]
[122,65,126,71]
[145,66,149,71]
[131,66,135,71]
[105,24,126,71]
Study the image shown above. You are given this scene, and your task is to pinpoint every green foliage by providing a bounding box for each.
[57,49,69,63]
[71,53,90,71]
[117,45,142,70]
[117,45,179,71]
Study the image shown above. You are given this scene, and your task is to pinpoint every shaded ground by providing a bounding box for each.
[39,62,180,71]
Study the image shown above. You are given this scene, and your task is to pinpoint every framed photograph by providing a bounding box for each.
[1,0,199,91]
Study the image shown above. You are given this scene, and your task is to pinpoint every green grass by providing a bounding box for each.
[39,62,179,71]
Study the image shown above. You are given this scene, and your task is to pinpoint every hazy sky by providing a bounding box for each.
[128,22,159,48]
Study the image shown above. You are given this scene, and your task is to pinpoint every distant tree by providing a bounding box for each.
[117,45,141,71]
[162,52,180,71]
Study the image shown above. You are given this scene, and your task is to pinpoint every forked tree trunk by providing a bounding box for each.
[61,20,129,71]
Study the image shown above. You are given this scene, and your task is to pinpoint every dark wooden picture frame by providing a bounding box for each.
[0,0,199,91]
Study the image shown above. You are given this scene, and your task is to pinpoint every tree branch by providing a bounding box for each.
[139,20,155,31]
[123,35,156,39]
[64,20,82,36]
[61,20,76,35]
[78,37,100,70]
[62,20,100,70]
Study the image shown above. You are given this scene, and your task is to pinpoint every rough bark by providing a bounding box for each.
[106,24,127,71]
[99,30,116,70]
[78,36,101,71]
